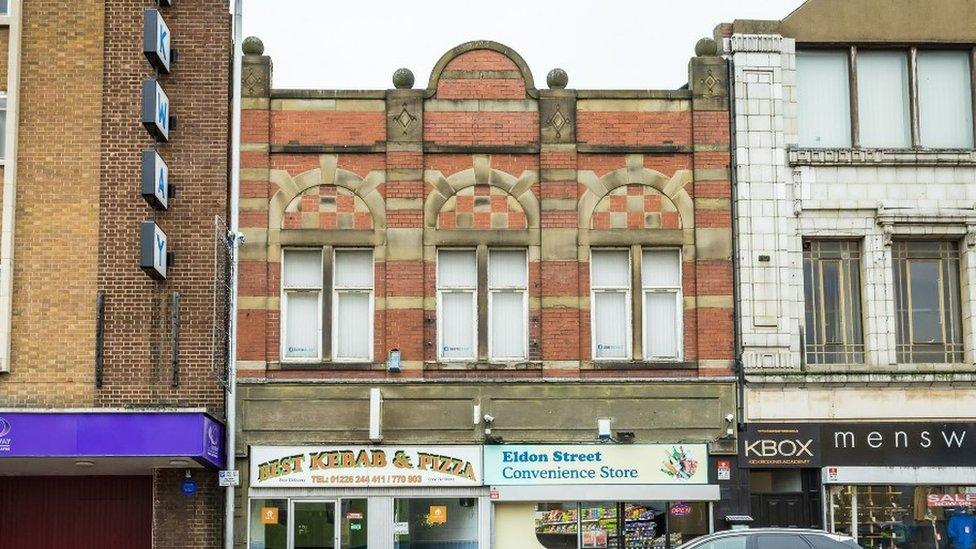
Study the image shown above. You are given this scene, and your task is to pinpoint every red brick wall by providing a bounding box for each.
[238,46,733,381]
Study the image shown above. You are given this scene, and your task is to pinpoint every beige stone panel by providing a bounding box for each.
[386,229,424,261]
[541,229,577,261]
[746,386,976,422]
[577,99,690,112]
[695,228,732,260]
[424,99,538,112]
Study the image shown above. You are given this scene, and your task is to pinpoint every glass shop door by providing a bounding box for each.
[291,500,338,549]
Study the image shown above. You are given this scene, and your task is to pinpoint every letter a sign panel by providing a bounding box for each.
[141,150,169,210]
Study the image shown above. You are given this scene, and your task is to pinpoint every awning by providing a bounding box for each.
[0,411,224,471]
[489,483,720,502]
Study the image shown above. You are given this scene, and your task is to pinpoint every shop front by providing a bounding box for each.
[485,444,719,549]
[247,445,487,549]
[741,422,976,549]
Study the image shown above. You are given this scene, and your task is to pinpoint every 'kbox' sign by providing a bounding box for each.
[139,221,168,280]
[740,424,821,468]
[141,150,169,210]
[143,9,172,73]
[141,79,171,142]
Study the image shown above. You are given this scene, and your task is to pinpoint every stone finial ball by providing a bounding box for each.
[392,68,415,89]
[695,37,718,57]
[547,68,569,89]
[242,36,265,56]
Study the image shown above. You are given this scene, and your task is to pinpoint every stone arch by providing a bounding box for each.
[268,154,386,233]
[578,155,694,230]
[423,156,539,230]
[425,40,538,99]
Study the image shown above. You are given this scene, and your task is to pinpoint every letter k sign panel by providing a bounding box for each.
[143,9,172,73]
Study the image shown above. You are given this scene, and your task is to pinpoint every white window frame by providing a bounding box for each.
[641,248,683,361]
[280,248,324,363]
[589,248,633,361]
[487,248,529,361]
[436,248,478,362]
[331,248,374,363]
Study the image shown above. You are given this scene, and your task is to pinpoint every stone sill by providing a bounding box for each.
[423,361,543,371]
[585,360,697,371]
[789,147,976,166]
[745,368,976,385]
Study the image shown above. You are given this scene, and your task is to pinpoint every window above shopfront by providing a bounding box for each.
[797,46,976,150]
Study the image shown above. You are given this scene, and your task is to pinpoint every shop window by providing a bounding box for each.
[917,51,974,148]
[393,497,479,549]
[281,248,374,363]
[249,499,288,549]
[829,485,976,549]
[892,241,963,364]
[340,499,367,549]
[591,248,683,362]
[796,50,852,147]
[857,50,912,148]
[802,240,864,365]
[535,501,707,549]
[436,248,528,362]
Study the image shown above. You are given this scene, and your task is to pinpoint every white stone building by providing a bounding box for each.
[724,0,976,541]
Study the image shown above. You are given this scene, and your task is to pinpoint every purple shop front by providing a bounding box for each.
[0,411,224,468]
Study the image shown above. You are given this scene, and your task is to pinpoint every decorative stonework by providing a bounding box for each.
[728,34,785,53]
[437,185,527,230]
[590,185,681,230]
[282,186,373,230]
[790,147,976,166]
[391,105,417,135]
[548,103,571,139]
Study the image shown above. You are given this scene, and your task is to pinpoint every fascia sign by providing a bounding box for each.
[141,150,169,210]
[143,9,172,73]
[141,79,171,142]
[140,221,168,280]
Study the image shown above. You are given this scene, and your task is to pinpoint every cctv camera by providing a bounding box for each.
[725,414,734,422]
[483,414,495,424]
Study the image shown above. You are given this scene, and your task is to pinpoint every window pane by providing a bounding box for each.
[642,249,680,287]
[249,499,288,549]
[821,261,843,344]
[283,249,321,288]
[292,501,336,549]
[803,241,864,364]
[645,292,679,359]
[438,250,477,288]
[491,291,525,359]
[909,261,943,344]
[335,292,370,360]
[535,502,578,549]
[340,499,367,549]
[593,291,629,359]
[285,291,319,358]
[489,249,527,288]
[334,249,373,288]
[591,250,630,288]
[857,50,911,148]
[394,498,479,549]
[797,50,852,147]
[440,292,475,359]
[918,50,974,148]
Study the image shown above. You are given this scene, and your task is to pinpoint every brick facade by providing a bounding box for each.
[0,1,230,547]
[237,40,734,379]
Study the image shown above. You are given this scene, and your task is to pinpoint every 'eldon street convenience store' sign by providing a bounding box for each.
[250,445,482,488]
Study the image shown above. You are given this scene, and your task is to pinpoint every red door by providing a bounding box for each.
[0,476,152,549]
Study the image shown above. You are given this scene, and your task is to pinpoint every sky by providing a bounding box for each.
[242,0,807,91]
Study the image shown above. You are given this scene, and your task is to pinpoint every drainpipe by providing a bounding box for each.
[725,51,746,430]
[0,0,23,372]
[225,0,243,547]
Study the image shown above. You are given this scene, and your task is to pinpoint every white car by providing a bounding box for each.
[677,528,860,549]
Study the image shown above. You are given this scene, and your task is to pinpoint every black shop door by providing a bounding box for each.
[752,493,808,528]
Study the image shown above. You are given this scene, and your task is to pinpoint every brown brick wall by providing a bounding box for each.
[95,0,229,420]
[153,468,223,549]
[0,0,104,406]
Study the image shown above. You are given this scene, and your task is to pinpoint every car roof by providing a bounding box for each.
[698,528,852,538]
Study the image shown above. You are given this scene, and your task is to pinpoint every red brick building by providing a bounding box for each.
[235,38,737,548]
